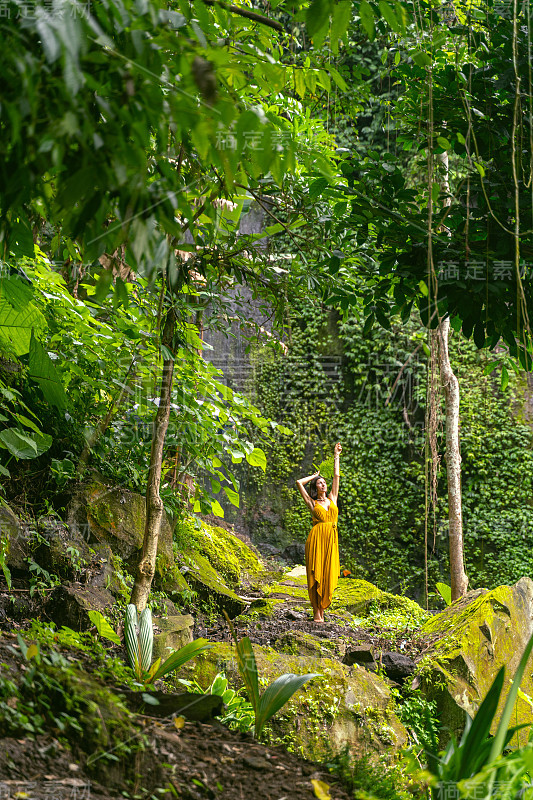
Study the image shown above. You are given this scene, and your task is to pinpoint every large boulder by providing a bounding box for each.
[48,583,115,631]
[153,614,194,661]
[178,551,246,617]
[177,641,408,761]
[175,518,265,588]
[415,578,533,746]
[67,478,173,567]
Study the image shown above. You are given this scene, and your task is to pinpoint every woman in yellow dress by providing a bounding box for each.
[296,443,342,623]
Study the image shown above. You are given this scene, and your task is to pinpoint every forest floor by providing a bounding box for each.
[0,561,426,800]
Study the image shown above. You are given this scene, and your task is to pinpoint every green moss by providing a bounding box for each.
[174,517,264,588]
[416,579,533,747]
[178,641,407,761]
[331,578,428,627]
[179,550,245,616]
[237,597,284,620]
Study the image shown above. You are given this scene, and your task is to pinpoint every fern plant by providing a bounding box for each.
[124,604,212,689]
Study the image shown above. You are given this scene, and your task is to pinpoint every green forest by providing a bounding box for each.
[1,0,533,797]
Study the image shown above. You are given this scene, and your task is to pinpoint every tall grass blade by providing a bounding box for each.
[235,636,260,712]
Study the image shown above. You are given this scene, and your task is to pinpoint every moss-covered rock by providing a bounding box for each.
[68,478,173,567]
[274,630,346,660]
[238,597,285,620]
[416,577,533,746]
[153,614,194,661]
[175,518,264,588]
[179,551,246,617]
[179,641,407,760]
[331,579,428,626]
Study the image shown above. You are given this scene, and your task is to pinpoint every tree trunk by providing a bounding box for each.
[437,316,468,600]
[130,307,177,611]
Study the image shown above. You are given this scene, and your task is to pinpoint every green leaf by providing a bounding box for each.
[255,673,320,738]
[437,136,451,150]
[87,610,121,645]
[330,0,352,53]
[139,607,153,672]
[435,582,452,606]
[246,447,267,471]
[358,0,375,39]
[306,0,333,38]
[211,499,225,517]
[309,177,329,198]
[153,639,213,681]
[124,604,142,680]
[234,636,260,712]
[223,485,240,507]
[501,365,509,390]
[28,332,68,410]
[0,299,46,356]
[0,428,38,459]
[411,50,432,67]
[378,1,401,32]
[475,162,485,178]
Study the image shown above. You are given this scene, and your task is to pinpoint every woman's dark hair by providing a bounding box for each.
[308,476,322,500]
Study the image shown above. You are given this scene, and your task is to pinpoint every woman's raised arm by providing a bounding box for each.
[330,442,342,503]
[296,472,319,512]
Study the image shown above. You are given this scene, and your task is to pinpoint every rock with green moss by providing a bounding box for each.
[153,614,194,661]
[179,641,407,760]
[68,478,173,566]
[274,630,346,660]
[239,597,285,620]
[179,551,246,617]
[416,577,533,746]
[176,518,264,588]
[331,579,428,626]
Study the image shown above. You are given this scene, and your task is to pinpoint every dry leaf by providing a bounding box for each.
[173,715,186,730]
[342,569,351,577]
[311,779,331,800]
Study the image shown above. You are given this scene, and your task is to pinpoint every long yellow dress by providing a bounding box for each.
[305,499,340,610]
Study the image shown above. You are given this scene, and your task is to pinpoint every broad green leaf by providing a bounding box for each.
[235,636,260,711]
[411,50,432,67]
[378,1,401,32]
[223,485,240,507]
[246,447,267,471]
[153,639,213,680]
[1,275,34,310]
[87,610,121,645]
[330,1,352,53]
[125,604,141,679]
[211,499,225,517]
[358,0,375,40]
[306,0,332,38]
[435,582,452,606]
[309,177,329,198]
[139,607,153,672]
[255,673,319,737]
[28,332,68,410]
[475,162,485,178]
[0,428,38,459]
[0,299,46,356]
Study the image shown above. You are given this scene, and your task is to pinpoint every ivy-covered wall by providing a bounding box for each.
[236,299,533,604]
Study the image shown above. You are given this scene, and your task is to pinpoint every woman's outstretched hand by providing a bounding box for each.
[334,442,342,455]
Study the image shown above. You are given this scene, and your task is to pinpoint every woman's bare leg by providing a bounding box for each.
[309,583,324,622]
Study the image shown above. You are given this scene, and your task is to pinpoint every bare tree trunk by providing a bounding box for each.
[130,307,177,611]
[437,316,468,600]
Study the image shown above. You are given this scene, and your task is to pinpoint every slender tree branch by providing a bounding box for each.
[202,0,283,31]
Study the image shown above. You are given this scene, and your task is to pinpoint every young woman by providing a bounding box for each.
[296,443,342,622]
